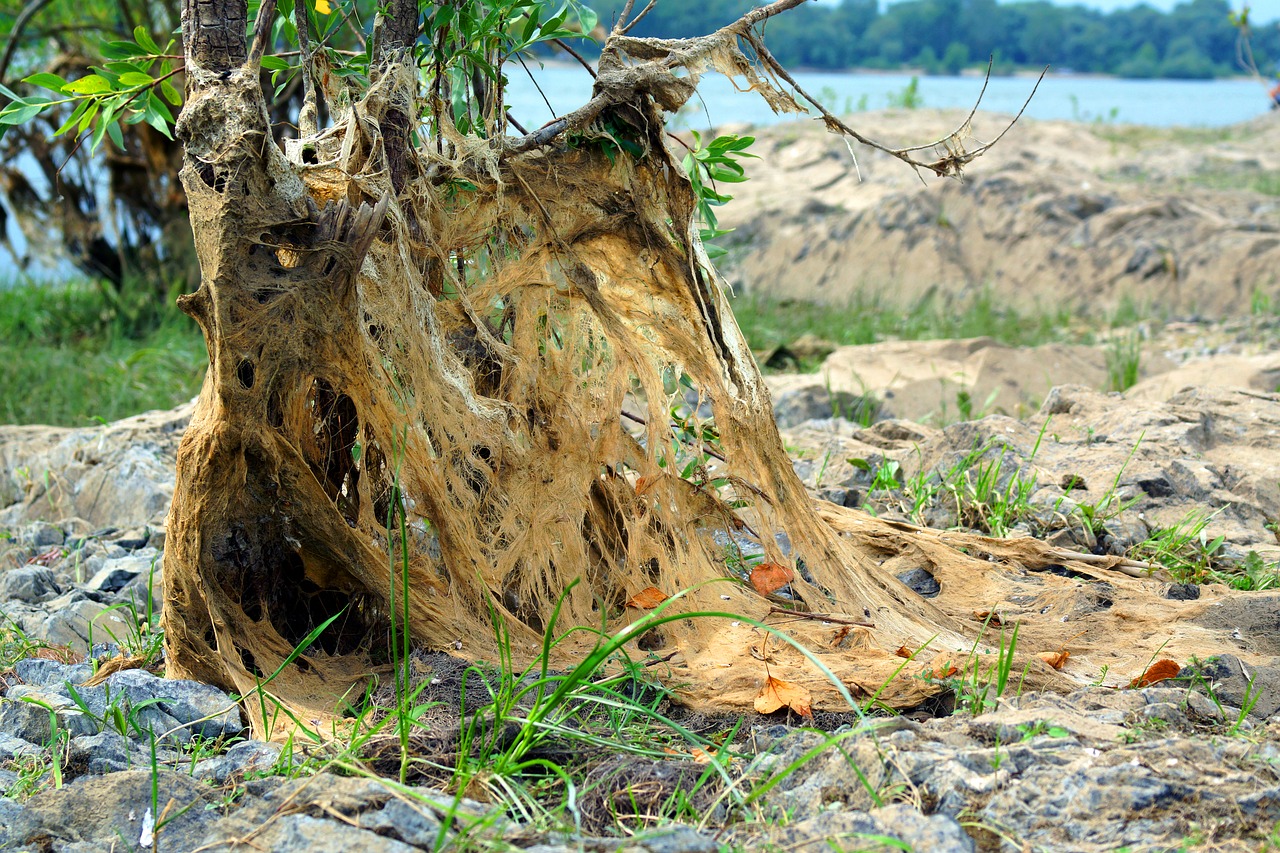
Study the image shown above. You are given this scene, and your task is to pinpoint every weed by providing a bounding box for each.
[1105,329,1143,392]
[931,616,1025,717]
[886,76,923,109]
[1129,507,1228,583]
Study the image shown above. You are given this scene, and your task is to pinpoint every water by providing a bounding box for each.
[505,64,1276,130]
[6,68,1272,284]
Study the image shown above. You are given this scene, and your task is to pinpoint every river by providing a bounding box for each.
[504,65,1276,130]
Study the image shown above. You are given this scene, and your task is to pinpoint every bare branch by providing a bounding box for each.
[247,0,278,67]
[294,0,321,136]
[0,0,57,89]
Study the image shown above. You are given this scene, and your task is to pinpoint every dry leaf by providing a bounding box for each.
[690,748,712,764]
[1129,658,1181,688]
[972,610,1004,628]
[635,476,657,495]
[895,645,914,659]
[830,626,852,647]
[625,586,669,609]
[1039,650,1070,670]
[754,675,813,717]
[749,562,795,596]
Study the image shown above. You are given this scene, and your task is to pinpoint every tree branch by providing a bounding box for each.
[0,0,57,89]
[182,0,248,73]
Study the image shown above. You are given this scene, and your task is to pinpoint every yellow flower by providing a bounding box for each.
[315,0,333,14]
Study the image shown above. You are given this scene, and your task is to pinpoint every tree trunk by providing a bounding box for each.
[162,0,978,727]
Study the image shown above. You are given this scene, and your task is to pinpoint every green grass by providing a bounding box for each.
[0,279,205,425]
[730,290,1080,371]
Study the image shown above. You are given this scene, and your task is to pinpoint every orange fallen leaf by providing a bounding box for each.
[830,627,852,646]
[689,748,712,764]
[895,645,914,659]
[1129,658,1181,688]
[635,475,657,495]
[972,610,1005,628]
[625,586,669,609]
[754,675,813,717]
[1039,650,1070,670]
[749,562,795,596]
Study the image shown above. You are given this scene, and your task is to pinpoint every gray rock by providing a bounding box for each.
[256,814,420,853]
[24,522,65,549]
[1181,653,1280,720]
[0,566,59,603]
[0,732,42,761]
[66,731,144,776]
[12,658,92,689]
[36,594,130,652]
[85,554,152,593]
[361,797,444,847]
[896,566,941,598]
[65,669,243,744]
[192,740,285,784]
[0,769,216,852]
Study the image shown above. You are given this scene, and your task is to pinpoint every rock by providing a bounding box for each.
[85,554,152,593]
[12,658,92,688]
[768,338,1165,426]
[896,566,941,598]
[0,732,42,761]
[773,384,880,429]
[66,669,244,744]
[0,769,217,852]
[65,732,148,777]
[255,814,420,853]
[0,566,59,603]
[1180,653,1280,720]
[192,740,286,784]
[23,521,65,549]
[360,797,444,848]
[0,402,191,528]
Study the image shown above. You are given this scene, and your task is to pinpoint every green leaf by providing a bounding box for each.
[0,103,43,125]
[55,100,91,136]
[65,75,113,95]
[261,55,291,71]
[134,26,162,54]
[577,6,598,35]
[160,79,183,107]
[118,72,154,87]
[106,119,125,150]
[23,73,66,93]
[102,41,148,60]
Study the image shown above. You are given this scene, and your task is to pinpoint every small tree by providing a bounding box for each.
[10,0,1030,722]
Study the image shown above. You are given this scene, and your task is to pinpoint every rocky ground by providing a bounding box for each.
[3,329,1280,851]
[3,110,1280,852]
[718,109,1280,319]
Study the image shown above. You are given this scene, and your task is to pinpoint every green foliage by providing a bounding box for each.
[1,26,179,151]
[590,0,1277,79]
[730,290,1080,371]
[885,76,923,110]
[0,279,204,425]
[682,132,757,258]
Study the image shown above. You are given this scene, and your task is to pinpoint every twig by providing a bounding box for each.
[0,0,56,89]
[620,408,726,464]
[767,606,875,629]
[616,0,657,37]
[552,38,597,78]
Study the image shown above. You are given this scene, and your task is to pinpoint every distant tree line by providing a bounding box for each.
[593,0,1280,79]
